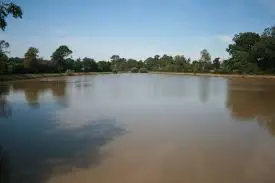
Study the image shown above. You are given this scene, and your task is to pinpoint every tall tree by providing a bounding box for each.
[154,55,160,60]
[199,49,211,72]
[97,61,111,72]
[226,32,260,55]
[0,52,8,74]
[51,45,72,73]
[252,26,275,73]
[24,47,39,72]
[212,57,221,70]
[64,58,75,71]
[192,60,200,73]
[0,2,22,75]
[226,31,264,73]
[110,55,120,72]
[0,40,9,74]
[73,58,83,72]
[127,59,139,70]
[0,2,23,30]
[82,57,98,72]
[0,40,9,53]
[110,55,120,62]
[261,26,275,38]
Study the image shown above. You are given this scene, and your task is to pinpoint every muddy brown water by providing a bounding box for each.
[1,74,275,183]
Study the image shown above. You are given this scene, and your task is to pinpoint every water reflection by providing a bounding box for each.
[198,77,210,103]
[0,85,11,118]
[0,116,125,183]
[1,79,68,117]
[0,146,11,183]
[11,80,68,108]
[0,78,125,183]
[227,78,275,136]
[4,75,275,183]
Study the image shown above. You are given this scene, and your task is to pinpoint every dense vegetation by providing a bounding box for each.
[0,2,275,76]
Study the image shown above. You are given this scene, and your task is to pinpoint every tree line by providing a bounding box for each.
[0,2,274,75]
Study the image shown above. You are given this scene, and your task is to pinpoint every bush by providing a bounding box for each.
[65,69,74,76]
[112,69,118,74]
[139,68,148,73]
[130,67,138,73]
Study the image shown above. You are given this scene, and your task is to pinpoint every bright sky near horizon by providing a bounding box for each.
[1,0,275,60]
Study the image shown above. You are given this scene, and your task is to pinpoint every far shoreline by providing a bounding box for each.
[0,72,112,82]
[151,72,275,79]
[2,72,275,82]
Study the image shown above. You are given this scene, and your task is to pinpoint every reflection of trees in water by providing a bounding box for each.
[10,80,68,108]
[0,118,125,183]
[155,77,186,98]
[198,77,210,103]
[0,85,11,118]
[226,78,275,136]
[0,146,11,183]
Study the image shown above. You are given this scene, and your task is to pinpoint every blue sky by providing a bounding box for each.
[1,0,275,60]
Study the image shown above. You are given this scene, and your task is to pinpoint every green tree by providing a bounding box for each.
[144,57,155,71]
[226,32,260,74]
[0,2,22,30]
[110,55,120,62]
[262,26,275,38]
[0,40,9,53]
[110,55,128,72]
[0,40,9,74]
[160,54,173,71]
[199,49,211,72]
[51,45,72,73]
[24,47,39,72]
[212,57,221,71]
[173,55,186,72]
[130,67,138,73]
[0,2,22,75]
[64,58,75,71]
[0,52,8,74]
[73,58,83,72]
[82,57,98,72]
[225,30,268,73]
[227,32,260,55]
[154,55,160,60]
[97,61,111,72]
[192,60,200,73]
[139,67,148,73]
[252,26,275,73]
[110,55,119,72]
[127,59,139,70]
[6,57,24,74]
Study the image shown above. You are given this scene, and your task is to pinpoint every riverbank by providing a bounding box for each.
[2,72,275,82]
[0,72,112,82]
[151,72,275,79]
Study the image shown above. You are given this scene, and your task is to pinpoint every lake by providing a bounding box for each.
[1,74,275,183]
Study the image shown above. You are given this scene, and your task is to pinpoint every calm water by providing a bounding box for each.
[1,74,275,183]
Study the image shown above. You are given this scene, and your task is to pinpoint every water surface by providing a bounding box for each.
[1,74,275,183]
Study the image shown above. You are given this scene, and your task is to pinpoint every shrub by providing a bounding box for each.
[139,68,148,73]
[130,67,138,73]
[112,69,118,74]
[65,69,74,76]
